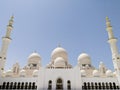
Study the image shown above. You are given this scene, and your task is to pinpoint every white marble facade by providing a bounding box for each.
[0,16,120,90]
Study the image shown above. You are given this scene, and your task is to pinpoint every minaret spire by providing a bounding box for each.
[106,17,114,39]
[5,15,14,38]
[106,17,119,56]
[106,17,120,82]
[0,16,14,74]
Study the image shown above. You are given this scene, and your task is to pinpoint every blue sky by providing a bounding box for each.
[0,0,120,70]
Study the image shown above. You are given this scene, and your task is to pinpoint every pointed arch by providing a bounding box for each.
[56,78,63,89]
[67,80,71,90]
[48,80,52,90]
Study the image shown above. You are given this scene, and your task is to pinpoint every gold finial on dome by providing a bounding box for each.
[58,43,61,47]
[34,50,37,53]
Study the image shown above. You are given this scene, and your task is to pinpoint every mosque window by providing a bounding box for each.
[113,82,116,89]
[117,86,120,89]
[10,82,13,89]
[87,82,90,89]
[21,82,24,89]
[1,68,4,70]
[82,82,120,90]
[82,64,86,66]
[33,64,37,67]
[83,82,87,89]
[6,82,10,89]
[32,82,36,89]
[105,82,109,89]
[98,82,101,89]
[2,82,6,89]
[25,82,28,89]
[28,82,32,89]
[109,82,113,89]
[95,82,98,89]
[91,82,94,89]
[48,80,52,90]
[82,86,84,89]
[17,82,20,89]
[67,80,71,90]
[0,82,37,90]
[13,82,17,89]
[102,82,105,89]
[56,78,63,90]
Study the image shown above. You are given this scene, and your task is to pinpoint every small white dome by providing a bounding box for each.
[99,61,105,67]
[28,52,41,59]
[20,69,26,73]
[6,70,13,77]
[67,64,72,68]
[6,69,12,73]
[2,71,6,77]
[78,53,91,65]
[3,71,6,74]
[113,71,117,76]
[33,70,39,77]
[51,47,68,62]
[46,62,52,68]
[93,70,100,77]
[81,70,86,77]
[106,70,113,77]
[54,57,66,68]
[46,64,51,68]
[20,69,26,77]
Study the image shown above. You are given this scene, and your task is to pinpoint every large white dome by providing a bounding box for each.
[113,71,117,76]
[78,53,91,65]
[28,52,41,59]
[54,57,66,68]
[28,52,41,64]
[51,47,68,62]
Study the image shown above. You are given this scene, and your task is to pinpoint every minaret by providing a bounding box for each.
[0,16,14,73]
[106,17,120,76]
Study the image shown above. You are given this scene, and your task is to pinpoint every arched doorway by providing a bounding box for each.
[48,80,52,90]
[56,78,63,90]
[67,80,71,90]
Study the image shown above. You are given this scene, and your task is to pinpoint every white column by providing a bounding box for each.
[106,17,120,85]
[0,16,14,75]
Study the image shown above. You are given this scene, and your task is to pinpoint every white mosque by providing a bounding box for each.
[0,16,120,90]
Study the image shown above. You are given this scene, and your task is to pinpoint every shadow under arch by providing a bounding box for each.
[56,78,63,90]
